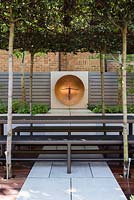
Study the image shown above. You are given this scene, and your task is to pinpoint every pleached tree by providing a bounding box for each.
[0,0,67,178]
[0,0,52,178]
[91,0,134,177]
[60,0,134,177]
[0,0,29,179]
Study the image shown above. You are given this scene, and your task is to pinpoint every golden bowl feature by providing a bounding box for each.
[55,75,85,106]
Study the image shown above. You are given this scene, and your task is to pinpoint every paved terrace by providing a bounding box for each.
[16,159,127,200]
[3,109,129,199]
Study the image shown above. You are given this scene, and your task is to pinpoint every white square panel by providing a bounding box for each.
[51,71,88,109]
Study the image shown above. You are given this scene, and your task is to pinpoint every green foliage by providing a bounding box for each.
[0,100,7,114]
[105,105,123,113]
[88,104,134,113]
[13,50,24,59]
[0,100,49,114]
[89,54,100,59]
[35,52,46,57]
[0,0,134,54]
[17,103,30,114]
[12,100,23,113]
[92,105,102,113]
[127,54,134,62]
[32,104,49,115]
[130,195,134,200]
[12,100,30,114]
[127,105,134,113]
[87,104,102,113]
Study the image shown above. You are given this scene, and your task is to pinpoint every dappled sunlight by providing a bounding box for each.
[17,186,69,199]
[42,192,51,197]
[17,191,31,199]
[66,187,77,193]
[18,189,59,199]
[115,187,122,191]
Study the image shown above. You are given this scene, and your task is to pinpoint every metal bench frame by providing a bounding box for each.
[1,134,134,173]
[12,125,123,135]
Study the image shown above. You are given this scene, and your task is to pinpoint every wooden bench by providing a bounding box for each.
[12,125,123,135]
[1,134,133,173]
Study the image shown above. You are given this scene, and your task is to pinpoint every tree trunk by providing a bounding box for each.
[29,53,34,115]
[100,52,105,115]
[118,69,123,106]
[118,52,123,106]
[21,51,26,104]
[122,23,129,178]
[6,21,14,179]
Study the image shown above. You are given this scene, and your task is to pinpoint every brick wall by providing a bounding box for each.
[65,52,100,71]
[0,50,118,72]
[0,50,8,72]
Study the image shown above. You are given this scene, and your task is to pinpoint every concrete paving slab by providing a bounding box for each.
[70,154,103,159]
[16,178,70,200]
[50,162,92,178]
[90,162,114,178]
[72,178,127,200]
[27,162,52,178]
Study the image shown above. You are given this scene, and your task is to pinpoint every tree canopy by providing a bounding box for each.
[0,0,134,54]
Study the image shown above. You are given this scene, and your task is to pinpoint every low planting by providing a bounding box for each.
[0,100,49,114]
[88,104,134,113]
[0,100,7,113]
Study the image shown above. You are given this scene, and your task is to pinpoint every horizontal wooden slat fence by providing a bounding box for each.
[0,72,50,105]
[88,72,118,105]
[0,72,134,106]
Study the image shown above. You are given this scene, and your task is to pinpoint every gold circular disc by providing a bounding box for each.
[55,75,85,106]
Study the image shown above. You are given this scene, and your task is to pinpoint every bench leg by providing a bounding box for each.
[119,131,122,135]
[67,143,71,174]
[0,124,4,135]
[17,132,20,136]
[68,131,71,138]
[129,123,133,135]
[0,144,3,157]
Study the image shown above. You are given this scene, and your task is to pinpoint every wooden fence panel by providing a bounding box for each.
[88,72,118,105]
[0,72,133,106]
[0,72,50,105]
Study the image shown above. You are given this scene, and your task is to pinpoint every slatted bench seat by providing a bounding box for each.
[12,125,123,135]
[1,134,133,173]
[0,135,124,145]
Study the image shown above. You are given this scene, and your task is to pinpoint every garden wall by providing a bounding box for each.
[0,72,133,106]
[0,50,118,72]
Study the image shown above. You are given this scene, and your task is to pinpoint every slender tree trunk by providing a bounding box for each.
[21,52,26,104]
[6,21,14,179]
[118,52,123,105]
[122,23,129,178]
[118,72,123,105]
[100,52,105,115]
[30,53,34,115]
